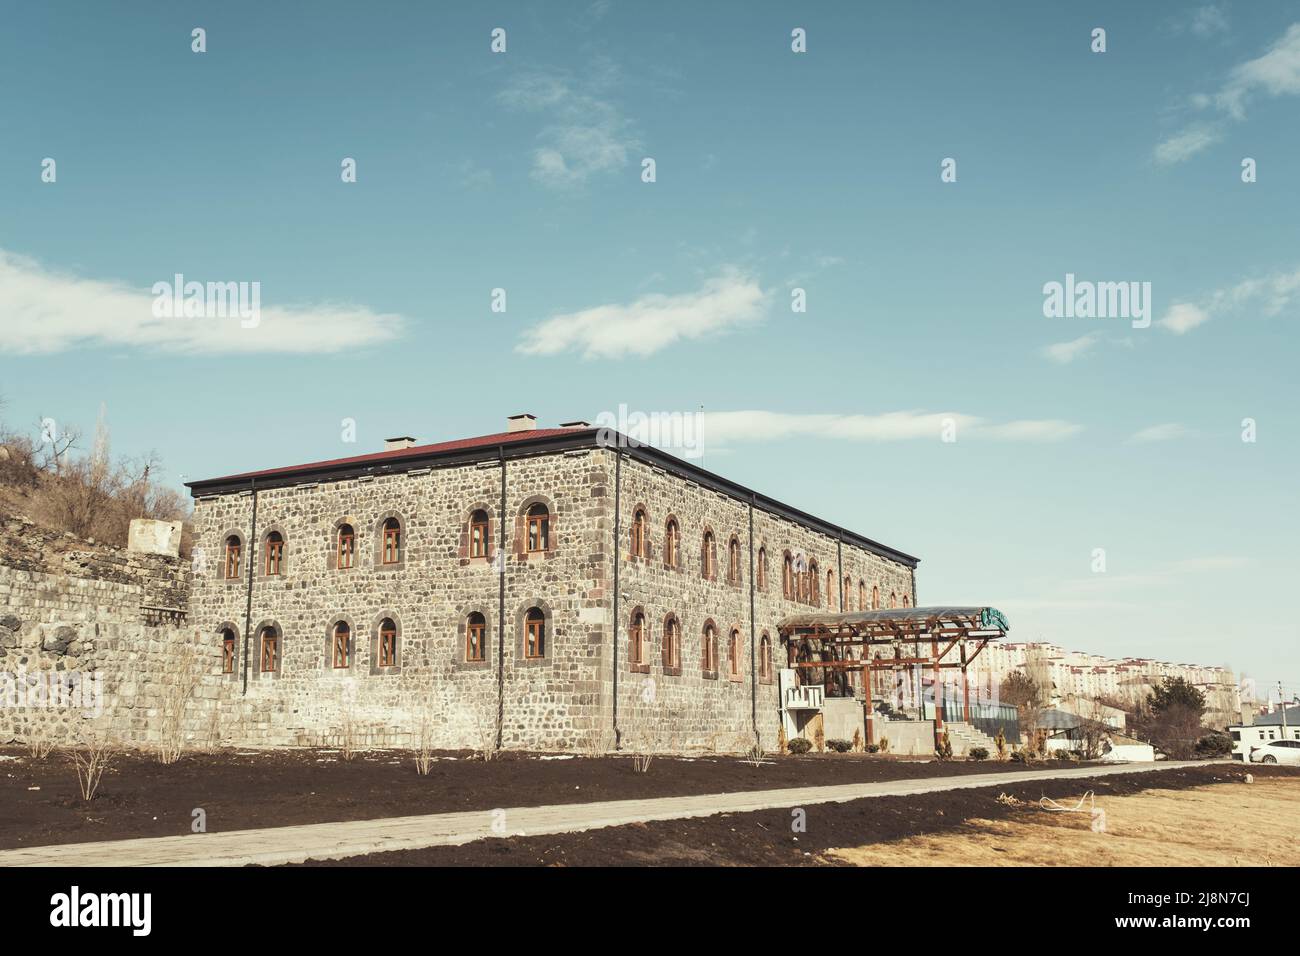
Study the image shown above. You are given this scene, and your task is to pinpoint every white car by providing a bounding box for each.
[1248,739,1300,765]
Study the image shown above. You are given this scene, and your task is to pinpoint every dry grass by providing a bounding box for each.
[825,779,1300,867]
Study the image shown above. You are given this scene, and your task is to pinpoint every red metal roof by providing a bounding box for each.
[197,428,583,484]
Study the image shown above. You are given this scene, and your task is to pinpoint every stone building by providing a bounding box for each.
[185,415,920,752]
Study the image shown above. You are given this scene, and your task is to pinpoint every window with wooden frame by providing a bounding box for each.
[757,547,767,590]
[260,626,278,673]
[381,517,402,565]
[889,591,898,609]
[378,618,398,668]
[844,575,853,611]
[525,503,550,553]
[524,607,545,659]
[629,610,646,668]
[264,531,284,576]
[662,614,681,670]
[702,622,718,675]
[728,629,741,679]
[782,554,793,599]
[827,570,836,610]
[701,531,716,580]
[221,628,237,674]
[631,507,648,559]
[336,523,355,570]
[728,536,741,585]
[469,510,490,559]
[223,535,241,579]
[902,593,910,608]
[809,561,820,605]
[760,633,773,682]
[332,621,351,669]
[466,612,487,662]
[664,518,680,569]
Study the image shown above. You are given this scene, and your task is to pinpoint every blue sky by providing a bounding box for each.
[1,1,1297,691]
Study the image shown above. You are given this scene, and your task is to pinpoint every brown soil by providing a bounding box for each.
[0,745,1110,849]
[290,763,1294,866]
[827,778,1300,867]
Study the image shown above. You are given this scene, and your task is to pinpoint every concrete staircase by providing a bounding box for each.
[942,721,999,757]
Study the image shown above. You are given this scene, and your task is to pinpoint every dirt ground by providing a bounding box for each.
[294,763,1292,866]
[826,777,1300,867]
[0,745,1090,849]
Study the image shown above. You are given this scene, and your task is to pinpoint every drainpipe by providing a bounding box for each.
[241,478,258,696]
[496,446,506,750]
[748,494,757,741]
[611,447,622,750]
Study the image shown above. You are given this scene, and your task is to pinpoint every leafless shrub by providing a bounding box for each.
[157,642,205,765]
[414,703,438,776]
[743,743,765,768]
[472,707,499,762]
[68,731,117,802]
[339,693,360,761]
[24,709,60,760]
[631,751,653,773]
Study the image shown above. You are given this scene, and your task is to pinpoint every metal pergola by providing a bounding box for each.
[777,606,1010,746]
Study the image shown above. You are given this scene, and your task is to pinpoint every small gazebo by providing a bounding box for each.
[777,606,1010,746]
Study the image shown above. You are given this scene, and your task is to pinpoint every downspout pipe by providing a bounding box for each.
[241,478,258,697]
[748,494,757,742]
[496,446,506,750]
[611,447,622,750]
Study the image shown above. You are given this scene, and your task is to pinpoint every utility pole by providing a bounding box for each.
[1281,681,1289,739]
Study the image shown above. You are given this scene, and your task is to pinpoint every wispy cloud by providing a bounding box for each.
[1042,332,1101,364]
[0,249,402,355]
[516,267,767,358]
[695,410,1083,445]
[1158,264,1300,334]
[1127,423,1192,443]
[1156,22,1300,164]
[498,64,640,189]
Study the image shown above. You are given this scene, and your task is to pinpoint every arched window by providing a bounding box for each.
[845,575,853,612]
[220,627,237,674]
[702,621,718,674]
[332,621,352,669]
[662,614,681,670]
[336,523,355,570]
[381,517,402,565]
[702,530,716,581]
[827,570,836,609]
[631,508,648,559]
[629,609,646,668]
[782,553,794,599]
[902,593,910,608]
[757,547,767,590]
[664,518,680,569]
[524,607,545,659]
[526,503,550,553]
[466,611,487,662]
[264,531,284,576]
[809,560,820,605]
[223,535,241,579]
[378,617,398,668]
[259,625,279,673]
[889,591,898,609]
[759,633,773,682]
[469,509,490,559]
[728,628,742,679]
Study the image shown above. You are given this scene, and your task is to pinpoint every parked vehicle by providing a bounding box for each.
[1248,740,1300,765]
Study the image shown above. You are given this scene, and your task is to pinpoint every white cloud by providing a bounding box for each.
[694,410,1083,446]
[516,268,767,358]
[1153,124,1223,165]
[1156,22,1300,164]
[1157,265,1300,335]
[498,67,640,189]
[0,249,403,355]
[1042,332,1101,364]
[1127,423,1192,443]
[1189,5,1229,38]
[1157,302,1211,334]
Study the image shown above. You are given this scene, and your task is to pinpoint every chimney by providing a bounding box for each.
[559,420,591,428]
[384,436,417,451]
[506,413,537,433]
